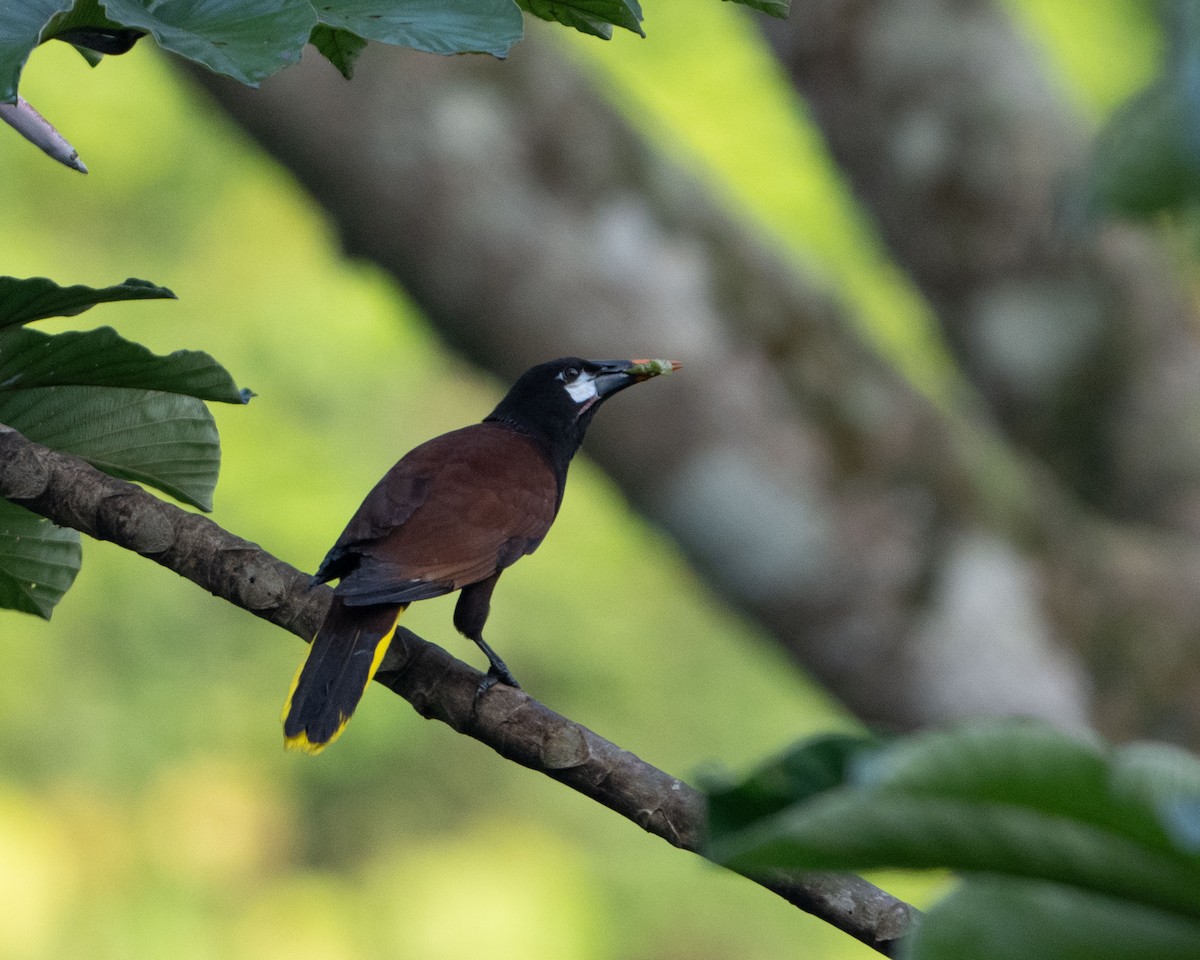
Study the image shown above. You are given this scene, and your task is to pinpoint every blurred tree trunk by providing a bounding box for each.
[185,15,1200,747]
[765,1,1200,531]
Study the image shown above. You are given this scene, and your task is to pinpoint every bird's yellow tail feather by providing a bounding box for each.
[282,601,405,754]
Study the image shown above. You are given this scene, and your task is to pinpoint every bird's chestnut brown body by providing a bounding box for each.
[283,357,678,753]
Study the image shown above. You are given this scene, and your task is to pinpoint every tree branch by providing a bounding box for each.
[0,423,918,955]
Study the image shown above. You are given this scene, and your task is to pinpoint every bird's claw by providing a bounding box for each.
[478,666,520,694]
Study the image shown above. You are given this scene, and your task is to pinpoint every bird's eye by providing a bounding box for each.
[563,366,581,381]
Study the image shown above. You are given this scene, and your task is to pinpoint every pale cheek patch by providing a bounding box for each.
[564,372,598,404]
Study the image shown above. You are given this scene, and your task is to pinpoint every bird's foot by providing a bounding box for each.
[485,662,520,691]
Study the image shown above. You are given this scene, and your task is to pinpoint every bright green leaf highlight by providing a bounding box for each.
[0,276,175,330]
[0,499,81,618]
[0,385,221,511]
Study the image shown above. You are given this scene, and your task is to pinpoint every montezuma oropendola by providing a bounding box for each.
[283,357,680,753]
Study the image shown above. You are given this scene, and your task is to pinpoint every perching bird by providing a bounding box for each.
[283,357,680,753]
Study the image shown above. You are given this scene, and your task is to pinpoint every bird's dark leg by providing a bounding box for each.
[454,573,520,690]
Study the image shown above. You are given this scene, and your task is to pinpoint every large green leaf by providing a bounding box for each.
[0,385,221,511]
[99,0,311,85]
[0,0,73,102]
[0,276,175,330]
[0,326,251,403]
[317,0,523,57]
[716,786,1200,919]
[911,878,1200,960]
[0,276,245,616]
[708,722,1200,921]
[855,722,1179,852]
[0,499,80,618]
[517,0,642,39]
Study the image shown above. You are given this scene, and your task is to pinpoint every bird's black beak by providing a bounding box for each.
[590,358,682,399]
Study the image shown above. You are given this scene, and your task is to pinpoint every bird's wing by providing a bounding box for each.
[313,426,475,583]
[326,423,559,605]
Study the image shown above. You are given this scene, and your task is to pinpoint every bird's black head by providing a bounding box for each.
[485,357,679,470]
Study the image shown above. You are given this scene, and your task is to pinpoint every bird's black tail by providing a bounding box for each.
[282,598,405,753]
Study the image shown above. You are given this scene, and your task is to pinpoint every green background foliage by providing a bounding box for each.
[0,1,1166,958]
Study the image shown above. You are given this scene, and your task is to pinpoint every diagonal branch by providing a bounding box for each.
[0,423,918,955]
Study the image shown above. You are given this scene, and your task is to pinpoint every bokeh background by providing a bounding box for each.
[0,2,1176,958]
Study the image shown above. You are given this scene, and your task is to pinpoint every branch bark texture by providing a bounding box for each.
[0,424,918,955]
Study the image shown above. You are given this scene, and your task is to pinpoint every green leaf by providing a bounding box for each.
[1085,3,1200,220]
[722,0,789,17]
[0,276,175,330]
[855,722,1179,852]
[911,878,1200,960]
[0,499,80,618]
[708,721,1200,920]
[0,385,221,511]
[99,0,312,86]
[1163,795,1200,853]
[308,24,365,79]
[43,0,144,54]
[1112,741,1200,854]
[72,44,108,67]
[0,326,251,404]
[705,732,879,836]
[1086,81,1200,219]
[56,26,144,55]
[314,0,523,58]
[517,0,643,39]
[715,788,1200,919]
[0,0,74,102]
